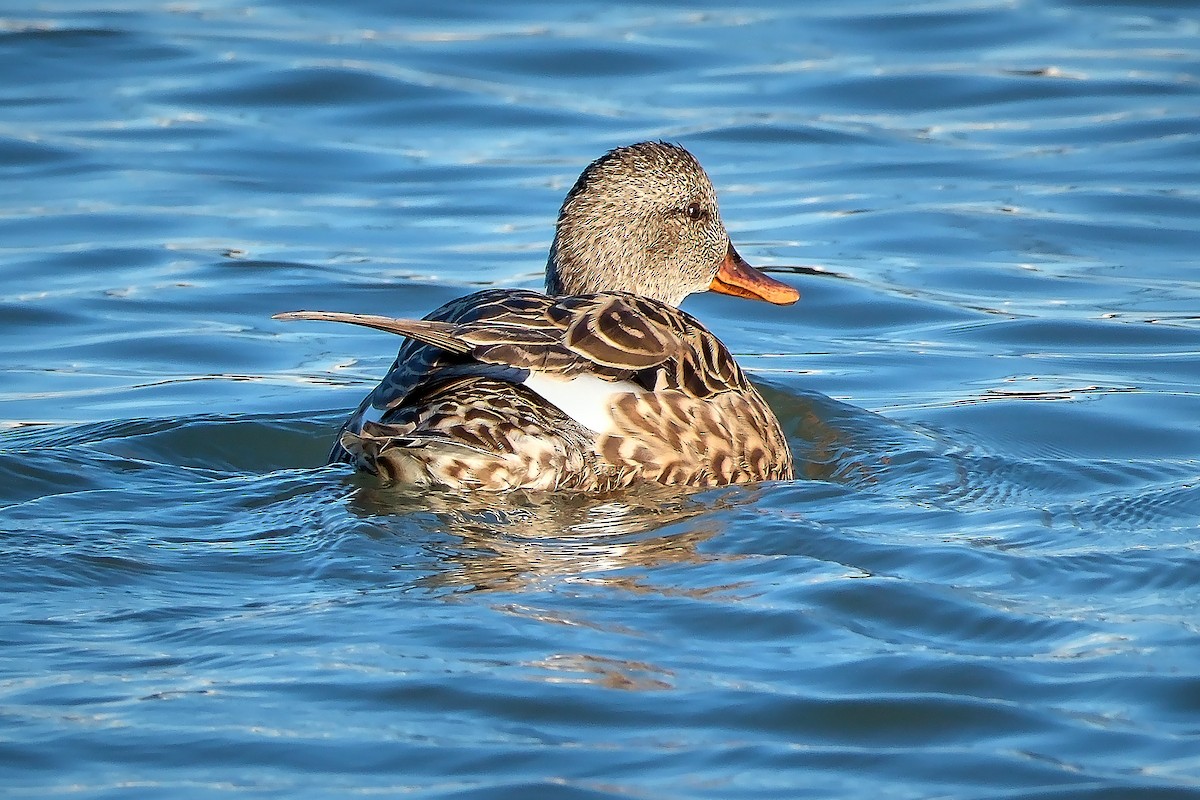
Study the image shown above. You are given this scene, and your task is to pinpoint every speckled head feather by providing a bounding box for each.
[545,141,729,306]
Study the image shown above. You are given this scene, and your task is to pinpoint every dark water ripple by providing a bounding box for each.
[3,0,1200,798]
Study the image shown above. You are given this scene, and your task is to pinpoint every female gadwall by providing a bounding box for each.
[277,141,799,491]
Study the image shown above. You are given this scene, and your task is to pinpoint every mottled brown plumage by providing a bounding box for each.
[275,141,800,491]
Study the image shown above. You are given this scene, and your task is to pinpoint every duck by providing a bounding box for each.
[275,141,800,492]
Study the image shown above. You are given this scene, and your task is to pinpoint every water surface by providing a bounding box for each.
[2,1,1199,797]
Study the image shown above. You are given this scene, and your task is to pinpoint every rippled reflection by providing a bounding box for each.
[347,481,744,592]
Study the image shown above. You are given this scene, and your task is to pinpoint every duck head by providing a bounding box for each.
[545,141,800,308]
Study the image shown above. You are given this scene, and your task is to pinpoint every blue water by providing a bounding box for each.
[2,1,1199,797]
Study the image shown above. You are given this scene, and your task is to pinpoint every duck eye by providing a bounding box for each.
[684,202,704,221]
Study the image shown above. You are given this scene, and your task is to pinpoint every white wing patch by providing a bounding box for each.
[522,372,642,433]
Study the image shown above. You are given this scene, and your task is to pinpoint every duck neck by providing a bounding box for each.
[544,234,569,296]
[545,228,660,300]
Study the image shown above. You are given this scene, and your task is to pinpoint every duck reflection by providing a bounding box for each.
[345,480,754,593]
[526,652,674,691]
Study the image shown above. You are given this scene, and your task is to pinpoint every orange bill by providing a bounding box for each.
[709,244,800,305]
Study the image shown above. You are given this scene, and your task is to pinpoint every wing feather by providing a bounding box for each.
[274,292,689,377]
